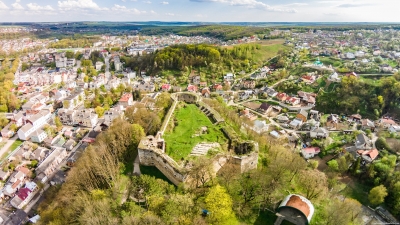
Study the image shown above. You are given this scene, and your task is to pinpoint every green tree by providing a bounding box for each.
[368,185,388,205]
[327,160,339,172]
[54,116,63,131]
[95,106,105,118]
[0,114,8,129]
[10,123,18,132]
[63,100,70,109]
[205,185,238,225]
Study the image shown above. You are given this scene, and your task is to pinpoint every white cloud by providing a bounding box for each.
[161,1,169,4]
[0,1,9,10]
[12,1,24,10]
[165,12,174,16]
[121,0,126,2]
[111,4,147,14]
[26,3,55,11]
[191,0,297,13]
[58,0,103,10]
[143,1,152,3]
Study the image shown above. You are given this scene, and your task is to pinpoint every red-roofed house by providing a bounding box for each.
[187,84,198,93]
[213,84,223,92]
[357,149,379,163]
[201,88,211,98]
[118,93,134,107]
[286,97,301,106]
[276,93,288,102]
[301,75,316,84]
[301,147,320,159]
[161,84,171,92]
[378,118,398,129]
[10,187,34,209]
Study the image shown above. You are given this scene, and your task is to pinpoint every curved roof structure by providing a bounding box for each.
[278,194,315,224]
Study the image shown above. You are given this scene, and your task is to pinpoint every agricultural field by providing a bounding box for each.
[163,103,227,161]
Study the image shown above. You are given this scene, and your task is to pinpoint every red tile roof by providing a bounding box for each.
[119,93,132,102]
[303,147,320,154]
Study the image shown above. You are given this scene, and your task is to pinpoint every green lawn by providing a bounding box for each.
[164,104,227,161]
[9,139,23,151]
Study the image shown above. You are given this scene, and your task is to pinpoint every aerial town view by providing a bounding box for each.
[0,0,399,225]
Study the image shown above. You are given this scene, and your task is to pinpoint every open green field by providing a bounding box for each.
[164,104,227,161]
[253,44,290,62]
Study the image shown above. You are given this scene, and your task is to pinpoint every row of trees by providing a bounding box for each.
[0,58,21,113]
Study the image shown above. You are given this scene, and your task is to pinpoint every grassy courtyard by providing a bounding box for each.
[164,104,227,161]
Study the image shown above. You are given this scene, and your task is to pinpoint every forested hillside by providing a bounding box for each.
[316,75,400,118]
[122,43,288,79]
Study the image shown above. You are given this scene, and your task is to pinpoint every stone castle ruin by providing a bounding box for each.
[138,92,258,186]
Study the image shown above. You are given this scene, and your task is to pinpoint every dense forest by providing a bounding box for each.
[316,75,400,118]
[0,58,21,113]
[37,98,368,225]
[122,43,285,81]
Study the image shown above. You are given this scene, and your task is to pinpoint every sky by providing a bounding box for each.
[0,0,398,23]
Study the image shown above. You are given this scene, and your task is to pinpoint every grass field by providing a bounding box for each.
[253,44,290,62]
[9,139,23,151]
[164,104,227,161]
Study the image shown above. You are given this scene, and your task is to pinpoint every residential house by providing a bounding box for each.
[132,81,155,92]
[30,147,49,161]
[286,97,301,106]
[276,92,288,102]
[161,84,171,92]
[10,182,38,209]
[289,118,303,129]
[298,91,317,106]
[187,84,198,93]
[103,107,124,126]
[201,88,211,98]
[190,75,201,85]
[348,114,362,123]
[63,90,85,109]
[172,86,182,92]
[251,120,269,134]
[240,109,257,121]
[258,103,273,115]
[95,61,104,71]
[224,73,234,81]
[276,115,289,123]
[118,93,134,108]
[74,109,98,128]
[63,139,76,151]
[265,88,278,98]
[357,149,379,163]
[58,109,76,125]
[326,114,339,130]
[212,84,223,93]
[270,130,281,139]
[18,109,51,141]
[361,119,376,131]
[301,74,316,84]
[30,129,48,143]
[355,133,373,150]
[199,82,207,88]
[310,127,329,138]
[328,72,342,83]
[296,109,308,122]
[0,170,11,181]
[1,123,15,138]
[35,147,68,179]
[301,147,321,159]
[250,71,267,80]
[11,111,25,127]
[377,118,397,129]
[241,80,256,89]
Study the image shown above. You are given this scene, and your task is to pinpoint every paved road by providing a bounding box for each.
[0,136,18,159]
